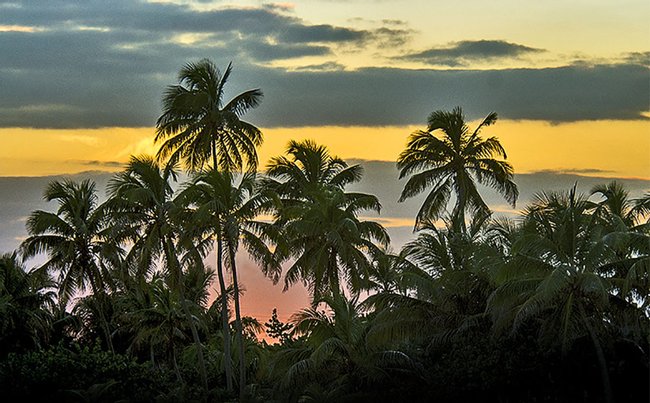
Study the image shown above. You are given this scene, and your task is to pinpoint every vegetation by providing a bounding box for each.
[1,60,648,402]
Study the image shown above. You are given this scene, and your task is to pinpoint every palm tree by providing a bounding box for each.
[397,107,518,232]
[591,181,640,230]
[20,179,120,352]
[0,252,55,356]
[365,216,497,347]
[155,59,263,394]
[263,140,390,301]
[262,139,363,202]
[105,155,209,391]
[271,294,412,401]
[178,169,278,395]
[487,187,650,403]
[155,59,263,173]
[281,187,390,301]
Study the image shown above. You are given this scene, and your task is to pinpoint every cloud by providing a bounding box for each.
[0,1,647,128]
[624,51,650,66]
[2,168,648,253]
[400,40,545,66]
[292,61,346,72]
[75,160,125,168]
[247,63,649,127]
[532,168,614,175]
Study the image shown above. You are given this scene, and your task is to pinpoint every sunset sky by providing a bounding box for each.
[1,0,648,321]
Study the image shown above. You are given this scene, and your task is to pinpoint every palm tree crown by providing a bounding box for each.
[155,59,263,172]
[21,179,118,303]
[397,107,518,231]
[264,140,390,301]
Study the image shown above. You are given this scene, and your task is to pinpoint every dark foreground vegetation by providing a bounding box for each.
[1,60,648,402]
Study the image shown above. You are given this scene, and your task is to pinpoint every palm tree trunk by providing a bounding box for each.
[228,244,247,396]
[89,280,115,354]
[171,346,183,384]
[581,309,613,403]
[215,230,234,392]
[162,237,208,392]
[212,141,235,393]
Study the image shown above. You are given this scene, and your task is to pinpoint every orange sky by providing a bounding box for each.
[2,119,648,179]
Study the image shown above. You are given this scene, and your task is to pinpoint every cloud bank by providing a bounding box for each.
[0,0,647,128]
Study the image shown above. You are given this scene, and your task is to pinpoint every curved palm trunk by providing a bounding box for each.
[171,345,183,383]
[581,307,613,403]
[454,177,467,235]
[215,230,234,392]
[89,280,115,354]
[228,244,247,396]
[162,237,208,392]
[212,139,235,393]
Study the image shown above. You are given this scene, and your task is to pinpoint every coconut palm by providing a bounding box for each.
[282,187,390,301]
[20,179,120,352]
[487,187,650,403]
[0,252,55,356]
[261,139,363,202]
[178,169,278,395]
[271,293,412,401]
[590,181,641,230]
[105,155,210,391]
[155,59,263,394]
[397,107,518,232]
[263,140,390,301]
[155,59,263,173]
[366,216,497,347]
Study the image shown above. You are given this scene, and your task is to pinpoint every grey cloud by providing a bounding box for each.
[625,51,650,66]
[533,168,614,175]
[0,59,648,128]
[246,64,649,127]
[0,1,647,128]
[279,24,366,43]
[241,39,331,61]
[401,40,545,66]
[76,160,125,168]
[293,62,346,72]
[2,168,648,253]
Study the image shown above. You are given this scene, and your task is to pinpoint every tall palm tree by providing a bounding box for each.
[155,59,263,173]
[397,107,518,232]
[105,155,209,391]
[155,59,263,394]
[591,181,639,229]
[179,169,278,395]
[20,179,119,353]
[365,216,497,347]
[263,140,390,301]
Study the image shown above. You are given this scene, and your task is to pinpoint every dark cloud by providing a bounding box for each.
[279,24,366,43]
[76,160,125,168]
[2,168,648,253]
[0,40,647,128]
[624,51,650,66]
[246,64,649,127]
[0,1,647,128]
[401,40,545,66]
[533,168,614,175]
[293,61,346,72]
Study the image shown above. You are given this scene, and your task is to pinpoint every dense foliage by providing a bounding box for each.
[1,60,648,402]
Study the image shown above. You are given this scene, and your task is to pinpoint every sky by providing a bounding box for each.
[0,0,648,322]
